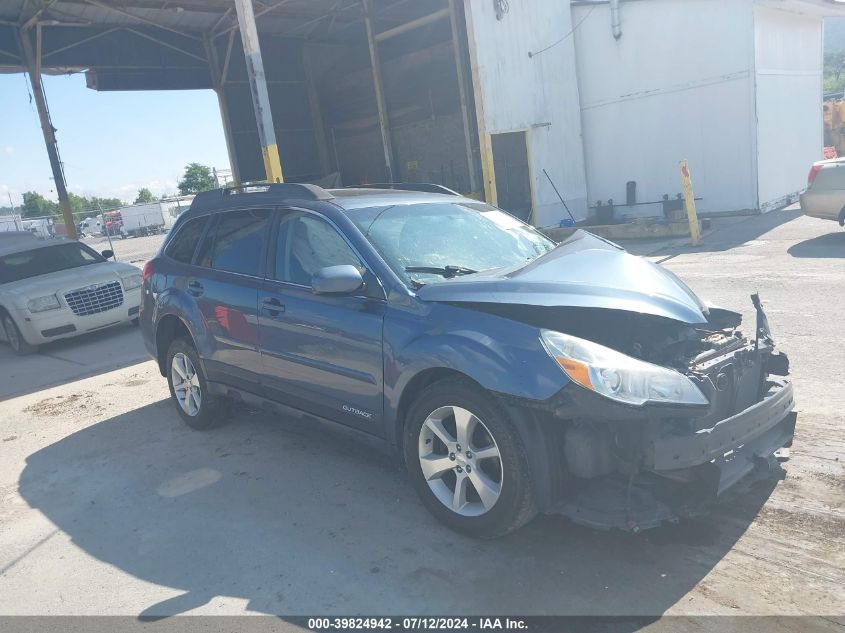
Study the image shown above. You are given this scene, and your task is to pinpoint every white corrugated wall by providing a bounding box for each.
[464,0,589,226]
[754,3,824,211]
[572,0,759,217]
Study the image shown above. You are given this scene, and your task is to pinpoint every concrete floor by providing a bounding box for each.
[0,211,843,620]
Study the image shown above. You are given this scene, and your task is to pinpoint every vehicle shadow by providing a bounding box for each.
[0,324,149,400]
[787,231,845,258]
[18,400,780,619]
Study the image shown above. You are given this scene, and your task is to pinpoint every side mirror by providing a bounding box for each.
[312,265,364,295]
[101,249,114,259]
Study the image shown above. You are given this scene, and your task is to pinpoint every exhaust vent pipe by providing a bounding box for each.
[610,0,622,40]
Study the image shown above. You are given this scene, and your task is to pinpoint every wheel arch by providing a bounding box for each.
[393,367,477,450]
[155,313,195,376]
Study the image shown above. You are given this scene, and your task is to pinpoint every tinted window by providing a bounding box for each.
[165,216,208,264]
[275,212,361,286]
[0,243,103,284]
[208,209,270,276]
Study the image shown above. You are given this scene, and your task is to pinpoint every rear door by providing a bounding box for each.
[191,208,271,393]
[257,209,385,434]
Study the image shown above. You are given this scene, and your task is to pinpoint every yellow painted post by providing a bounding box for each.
[679,160,701,246]
[234,0,284,183]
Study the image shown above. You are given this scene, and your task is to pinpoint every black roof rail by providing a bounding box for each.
[350,183,461,196]
[190,182,334,210]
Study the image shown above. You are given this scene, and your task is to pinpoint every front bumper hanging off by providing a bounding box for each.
[554,380,796,532]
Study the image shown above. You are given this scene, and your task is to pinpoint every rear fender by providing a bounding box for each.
[153,287,213,371]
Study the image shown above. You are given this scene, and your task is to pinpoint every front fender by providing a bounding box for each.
[384,302,568,439]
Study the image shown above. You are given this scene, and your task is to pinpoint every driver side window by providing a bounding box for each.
[274,212,362,286]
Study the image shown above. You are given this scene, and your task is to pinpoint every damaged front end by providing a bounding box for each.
[420,231,795,530]
[532,295,796,531]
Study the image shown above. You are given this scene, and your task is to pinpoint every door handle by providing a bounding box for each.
[187,280,204,296]
[262,296,285,316]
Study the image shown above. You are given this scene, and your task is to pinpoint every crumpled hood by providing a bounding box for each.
[416,230,709,324]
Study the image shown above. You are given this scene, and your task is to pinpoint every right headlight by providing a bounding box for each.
[27,295,61,313]
[540,329,708,407]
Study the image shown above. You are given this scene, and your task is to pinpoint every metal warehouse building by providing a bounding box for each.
[2,0,844,228]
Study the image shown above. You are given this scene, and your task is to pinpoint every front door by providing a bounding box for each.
[492,131,533,222]
[192,208,270,392]
[258,210,385,434]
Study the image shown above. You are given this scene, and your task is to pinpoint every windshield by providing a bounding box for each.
[0,242,104,284]
[347,201,556,286]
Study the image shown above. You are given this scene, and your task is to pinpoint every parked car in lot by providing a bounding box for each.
[0,233,143,354]
[800,157,845,226]
[140,183,795,537]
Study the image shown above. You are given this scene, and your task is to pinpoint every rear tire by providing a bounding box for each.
[404,379,537,538]
[2,314,37,356]
[166,337,229,430]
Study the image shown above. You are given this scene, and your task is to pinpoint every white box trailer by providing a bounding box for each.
[159,196,194,230]
[118,203,166,238]
[0,214,23,233]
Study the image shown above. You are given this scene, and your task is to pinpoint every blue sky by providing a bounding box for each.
[0,73,230,206]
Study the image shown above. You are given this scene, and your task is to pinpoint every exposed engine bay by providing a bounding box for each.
[462,294,796,531]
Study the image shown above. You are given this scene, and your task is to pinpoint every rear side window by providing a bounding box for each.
[206,209,271,276]
[165,216,208,264]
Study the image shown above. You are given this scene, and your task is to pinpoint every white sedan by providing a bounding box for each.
[0,233,142,355]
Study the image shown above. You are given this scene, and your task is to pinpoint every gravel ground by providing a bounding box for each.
[0,210,842,621]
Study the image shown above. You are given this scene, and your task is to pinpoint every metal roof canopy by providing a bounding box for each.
[0,0,469,181]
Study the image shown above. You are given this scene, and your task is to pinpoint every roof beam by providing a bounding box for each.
[42,26,120,59]
[125,28,207,62]
[82,0,203,40]
[374,7,449,42]
[21,0,61,30]
[213,0,297,39]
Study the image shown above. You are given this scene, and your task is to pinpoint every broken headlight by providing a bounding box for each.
[540,329,709,407]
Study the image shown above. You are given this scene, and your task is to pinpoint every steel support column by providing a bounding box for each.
[303,45,332,176]
[18,28,77,239]
[234,0,284,183]
[461,0,496,205]
[448,0,478,194]
[362,0,395,182]
[205,35,241,185]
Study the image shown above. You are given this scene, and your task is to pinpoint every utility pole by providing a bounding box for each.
[18,27,77,239]
[233,0,284,183]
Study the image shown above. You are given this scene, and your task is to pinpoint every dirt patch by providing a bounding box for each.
[754,506,845,542]
[23,392,103,418]
[123,379,149,388]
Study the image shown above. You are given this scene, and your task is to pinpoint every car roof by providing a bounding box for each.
[328,188,481,211]
[182,184,483,219]
[0,236,74,257]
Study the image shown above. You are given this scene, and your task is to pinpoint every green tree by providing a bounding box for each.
[135,188,157,204]
[89,196,124,211]
[178,163,215,195]
[20,191,59,218]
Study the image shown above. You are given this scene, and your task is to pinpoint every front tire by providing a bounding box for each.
[166,338,229,430]
[2,314,37,355]
[404,379,537,538]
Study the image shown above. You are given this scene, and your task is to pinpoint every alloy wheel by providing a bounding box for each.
[4,318,20,352]
[171,352,202,417]
[418,405,503,517]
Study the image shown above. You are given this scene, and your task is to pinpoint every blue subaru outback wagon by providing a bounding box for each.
[140,183,795,537]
